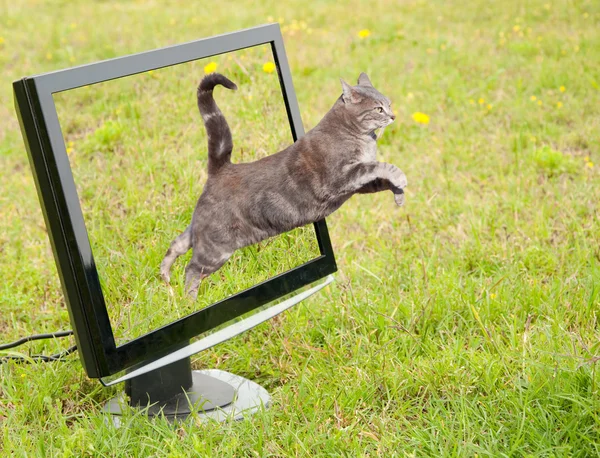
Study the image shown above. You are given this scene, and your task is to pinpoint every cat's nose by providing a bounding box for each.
[390,114,396,121]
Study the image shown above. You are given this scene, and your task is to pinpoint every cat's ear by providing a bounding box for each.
[357,72,373,87]
[340,78,362,104]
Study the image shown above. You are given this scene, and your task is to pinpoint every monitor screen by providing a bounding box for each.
[52,45,321,346]
[14,25,336,378]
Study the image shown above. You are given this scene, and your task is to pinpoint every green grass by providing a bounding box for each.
[1,0,599,456]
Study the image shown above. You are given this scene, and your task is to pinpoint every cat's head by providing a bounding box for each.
[340,73,395,132]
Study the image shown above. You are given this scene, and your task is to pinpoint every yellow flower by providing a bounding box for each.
[530,95,537,101]
[478,98,485,105]
[70,22,77,30]
[204,61,217,74]
[66,147,73,154]
[67,141,74,147]
[537,100,542,106]
[487,104,493,110]
[0,36,5,45]
[559,86,566,92]
[556,101,563,108]
[412,112,430,124]
[584,156,590,162]
[513,25,520,32]
[263,62,276,73]
[46,52,53,60]
[586,162,594,169]
[490,293,497,299]
[358,29,371,39]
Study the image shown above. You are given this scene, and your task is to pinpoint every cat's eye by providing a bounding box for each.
[376,107,384,113]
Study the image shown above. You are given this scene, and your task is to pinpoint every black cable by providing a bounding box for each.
[0,330,73,351]
[0,330,77,364]
[0,345,78,364]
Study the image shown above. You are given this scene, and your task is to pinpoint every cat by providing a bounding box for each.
[160,72,407,298]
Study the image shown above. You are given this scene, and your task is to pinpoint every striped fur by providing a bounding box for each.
[197,73,237,175]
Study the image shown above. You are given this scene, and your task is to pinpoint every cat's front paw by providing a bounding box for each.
[388,165,408,190]
[393,188,405,207]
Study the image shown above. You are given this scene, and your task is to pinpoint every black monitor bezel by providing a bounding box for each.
[13,24,337,379]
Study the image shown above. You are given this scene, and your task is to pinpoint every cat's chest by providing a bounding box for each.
[356,140,378,163]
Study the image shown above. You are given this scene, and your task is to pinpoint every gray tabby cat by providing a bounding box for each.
[160,72,407,298]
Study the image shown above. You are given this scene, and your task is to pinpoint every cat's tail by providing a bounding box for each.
[197,73,238,175]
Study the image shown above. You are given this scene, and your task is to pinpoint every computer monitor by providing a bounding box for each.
[13,24,336,421]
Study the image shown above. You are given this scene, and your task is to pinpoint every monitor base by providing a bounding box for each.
[103,368,270,425]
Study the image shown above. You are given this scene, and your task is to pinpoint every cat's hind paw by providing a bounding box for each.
[159,266,171,284]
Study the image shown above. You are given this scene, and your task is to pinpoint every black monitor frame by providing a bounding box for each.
[13,24,336,379]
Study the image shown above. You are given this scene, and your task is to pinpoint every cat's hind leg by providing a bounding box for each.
[184,248,232,299]
[160,225,192,284]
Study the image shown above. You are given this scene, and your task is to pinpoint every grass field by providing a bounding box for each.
[1,0,599,456]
